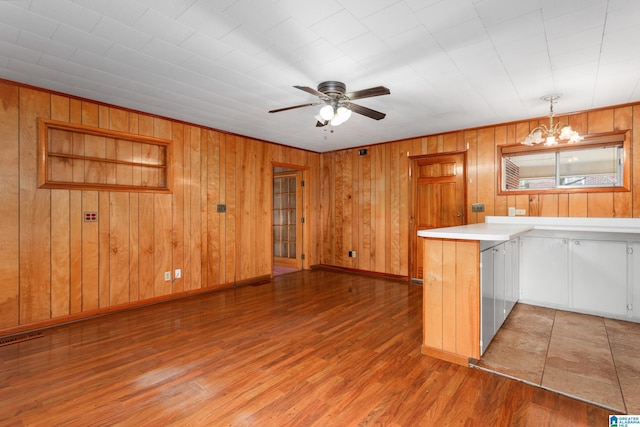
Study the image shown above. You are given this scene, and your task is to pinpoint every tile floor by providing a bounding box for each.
[472,303,640,414]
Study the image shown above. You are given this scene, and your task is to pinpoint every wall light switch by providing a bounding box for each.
[175,269,181,279]
[508,207,516,216]
[164,271,171,281]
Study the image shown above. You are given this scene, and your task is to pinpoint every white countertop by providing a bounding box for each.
[417,223,532,241]
[418,216,640,241]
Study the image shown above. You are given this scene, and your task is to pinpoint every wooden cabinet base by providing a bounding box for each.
[422,238,480,364]
[421,345,470,366]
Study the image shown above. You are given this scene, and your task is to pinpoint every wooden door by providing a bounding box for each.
[411,152,466,280]
[273,170,304,270]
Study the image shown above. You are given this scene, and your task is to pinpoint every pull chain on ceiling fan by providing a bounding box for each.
[269,81,390,127]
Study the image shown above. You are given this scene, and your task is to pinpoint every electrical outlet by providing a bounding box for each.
[471,203,485,213]
[175,269,181,279]
[515,209,526,215]
[164,271,171,281]
[348,250,357,258]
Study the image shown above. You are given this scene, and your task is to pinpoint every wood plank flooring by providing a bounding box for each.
[0,270,610,426]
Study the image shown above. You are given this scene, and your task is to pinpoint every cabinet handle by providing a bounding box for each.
[562,239,567,244]
[574,240,581,245]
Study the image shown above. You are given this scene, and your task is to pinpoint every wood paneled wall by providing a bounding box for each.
[319,103,640,277]
[0,80,320,333]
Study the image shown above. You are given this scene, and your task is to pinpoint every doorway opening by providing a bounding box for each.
[273,166,304,276]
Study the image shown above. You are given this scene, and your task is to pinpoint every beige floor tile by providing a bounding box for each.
[475,304,637,414]
[546,335,618,383]
[551,311,610,346]
[605,318,640,413]
[542,364,625,412]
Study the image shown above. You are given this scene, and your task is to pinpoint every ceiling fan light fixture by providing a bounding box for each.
[319,104,334,121]
[337,106,352,121]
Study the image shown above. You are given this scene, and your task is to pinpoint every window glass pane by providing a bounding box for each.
[274,242,281,257]
[289,211,296,224]
[505,152,556,190]
[289,194,296,208]
[289,243,296,258]
[282,226,288,240]
[289,226,296,240]
[559,147,619,187]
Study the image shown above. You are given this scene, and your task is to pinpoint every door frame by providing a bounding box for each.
[271,162,311,273]
[409,150,468,281]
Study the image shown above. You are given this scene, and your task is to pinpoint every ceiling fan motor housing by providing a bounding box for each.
[317,81,346,97]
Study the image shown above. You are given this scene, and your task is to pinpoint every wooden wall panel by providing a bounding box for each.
[4,76,638,333]
[49,96,71,318]
[0,80,322,335]
[320,102,640,278]
[223,135,237,285]
[476,128,495,223]
[0,82,20,328]
[19,88,51,324]
[206,130,221,287]
[465,130,478,225]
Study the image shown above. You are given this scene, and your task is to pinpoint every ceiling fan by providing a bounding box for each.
[269,81,390,127]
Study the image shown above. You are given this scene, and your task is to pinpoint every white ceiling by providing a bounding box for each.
[1,0,639,152]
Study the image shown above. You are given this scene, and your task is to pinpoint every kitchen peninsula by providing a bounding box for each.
[418,216,640,366]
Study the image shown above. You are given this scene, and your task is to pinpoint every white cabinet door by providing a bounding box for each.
[481,248,495,355]
[633,243,640,319]
[571,239,628,316]
[520,236,569,307]
[505,238,519,315]
[493,243,507,330]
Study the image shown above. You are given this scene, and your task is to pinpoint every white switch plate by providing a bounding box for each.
[508,207,516,216]
[175,269,181,279]
[164,271,171,281]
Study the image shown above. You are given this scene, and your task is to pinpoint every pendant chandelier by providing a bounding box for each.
[521,94,583,146]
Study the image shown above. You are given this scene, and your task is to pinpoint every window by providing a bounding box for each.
[499,131,629,194]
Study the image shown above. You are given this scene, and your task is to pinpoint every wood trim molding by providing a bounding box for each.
[38,118,173,193]
[314,264,410,281]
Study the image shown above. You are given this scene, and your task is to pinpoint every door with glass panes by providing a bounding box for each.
[273,170,303,270]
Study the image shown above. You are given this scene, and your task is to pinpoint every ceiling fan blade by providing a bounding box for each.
[294,85,329,99]
[269,102,318,113]
[345,86,390,101]
[344,102,386,120]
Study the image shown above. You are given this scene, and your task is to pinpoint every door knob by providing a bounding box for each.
[455,212,462,217]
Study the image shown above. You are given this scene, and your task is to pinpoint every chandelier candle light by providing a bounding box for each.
[521,94,583,146]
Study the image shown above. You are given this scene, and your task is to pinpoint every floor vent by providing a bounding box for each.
[0,331,44,347]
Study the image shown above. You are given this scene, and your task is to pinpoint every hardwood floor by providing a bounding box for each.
[0,270,609,426]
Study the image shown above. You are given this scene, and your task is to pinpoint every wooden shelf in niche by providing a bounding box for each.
[38,118,172,193]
